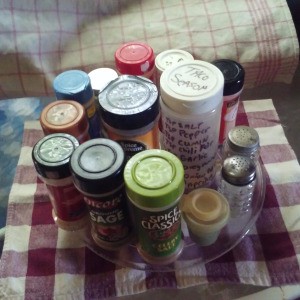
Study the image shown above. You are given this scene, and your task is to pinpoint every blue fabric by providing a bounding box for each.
[0,98,52,230]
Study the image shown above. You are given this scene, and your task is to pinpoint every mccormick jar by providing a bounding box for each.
[99,75,159,160]
[32,133,88,231]
[160,60,224,192]
[212,59,245,144]
[218,155,256,217]
[124,149,185,265]
[115,42,155,80]
[40,100,90,144]
[222,125,260,163]
[53,70,101,139]
[155,49,194,89]
[70,138,132,250]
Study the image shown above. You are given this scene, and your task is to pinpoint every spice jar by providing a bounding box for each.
[222,125,260,163]
[99,75,159,160]
[70,138,133,250]
[212,59,245,144]
[40,100,90,143]
[32,133,88,231]
[218,155,256,217]
[160,60,224,192]
[180,188,230,246]
[115,42,155,80]
[155,49,194,89]
[53,70,101,139]
[124,149,185,265]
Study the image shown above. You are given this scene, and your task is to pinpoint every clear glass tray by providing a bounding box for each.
[84,160,266,272]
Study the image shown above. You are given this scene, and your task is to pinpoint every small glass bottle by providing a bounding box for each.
[32,133,88,231]
[115,42,155,80]
[53,70,101,139]
[222,125,260,163]
[218,155,256,217]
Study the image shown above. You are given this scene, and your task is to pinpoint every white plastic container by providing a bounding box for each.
[159,60,224,192]
[155,49,194,88]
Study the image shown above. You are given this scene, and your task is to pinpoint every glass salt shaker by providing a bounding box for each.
[218,155,256,217]
[222,125,260,163]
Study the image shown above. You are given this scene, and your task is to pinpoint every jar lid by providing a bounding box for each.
[155,49,194,73]
[40,100,88,136]
[124,149,185,208]
[88,68,118,96]
[32,133,79,179]
[160,60,224,114]
[99,75,159,130]
[70,138,126,195]
[211,59,245,96]
[115,42,155,75]
[53,70,94,104]
[222,155,256,185]
[227,126,260,153]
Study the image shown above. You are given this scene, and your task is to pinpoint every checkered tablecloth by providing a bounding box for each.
[1,99,300,299]
[0,0,298,99]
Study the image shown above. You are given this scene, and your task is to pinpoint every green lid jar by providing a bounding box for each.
[124,149,185,265]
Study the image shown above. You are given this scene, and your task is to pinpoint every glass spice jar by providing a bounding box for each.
[222,125,260,163]
[218,155,256,217]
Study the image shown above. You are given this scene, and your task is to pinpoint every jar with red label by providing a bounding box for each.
[32,133,88,231]
[212,59,245,144]
[70,138,133,250]
[115,41,155,80]
[40,100,90,143]
[98,75,159,161]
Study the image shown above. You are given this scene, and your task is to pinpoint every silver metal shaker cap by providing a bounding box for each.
[227,126,260,154]
[222,155,256,185]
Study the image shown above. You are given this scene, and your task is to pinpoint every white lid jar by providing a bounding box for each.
[160,60,224,192]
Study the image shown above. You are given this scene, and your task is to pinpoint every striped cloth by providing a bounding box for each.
[0,0,298,100]
[0,99,300,299]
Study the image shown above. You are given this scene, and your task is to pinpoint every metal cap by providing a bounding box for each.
[222,155,256,185]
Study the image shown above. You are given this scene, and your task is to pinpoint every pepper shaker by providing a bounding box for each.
[218,155,256,217]
[222,126,260,163]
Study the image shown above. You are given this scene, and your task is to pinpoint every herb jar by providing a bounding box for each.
[222,125,260,163]
[218,155,256,217]
[70,138,133,250]
[53,70,101,139]
[124,149,185,265]
[160,60,224,192]
[32,133,88,231]
[99,75,159,160]
[40,100,90,143]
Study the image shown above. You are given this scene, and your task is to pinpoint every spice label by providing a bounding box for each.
[46,183,87,221]
[133,204,182,258]
[84,190,131,243]
[117,140,147,160]
[161,115,219,192]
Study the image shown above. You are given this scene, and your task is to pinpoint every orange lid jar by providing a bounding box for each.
[40,100,90,144]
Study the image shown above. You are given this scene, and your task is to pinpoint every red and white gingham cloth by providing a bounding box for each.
[0,0,298,100]
[1,99,300,299]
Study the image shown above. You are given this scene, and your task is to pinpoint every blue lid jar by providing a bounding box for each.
[53,70,94,105]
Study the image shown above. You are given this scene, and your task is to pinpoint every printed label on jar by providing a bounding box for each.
[117,140,147,160]
[84,191,131,243]
[46,184,87,221]
[133,204,182,258]
[161,115,219,192]
[219,95,240,143]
